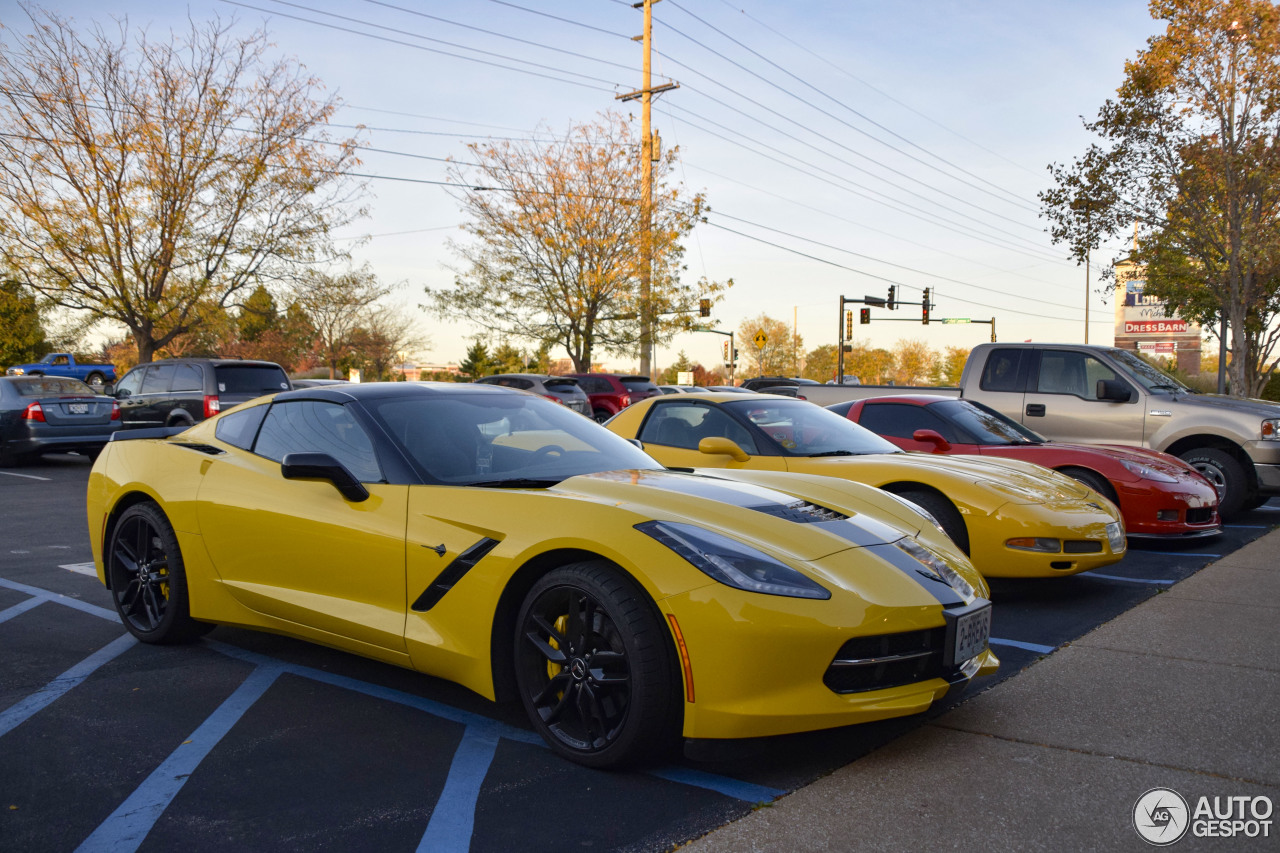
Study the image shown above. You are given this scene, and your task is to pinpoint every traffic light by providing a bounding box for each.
[859,307,870,324]
[845,309,853,337]
[699,298,711,317]
[887,285,896,310]
[922,288,930,325]
[722,339,730,362]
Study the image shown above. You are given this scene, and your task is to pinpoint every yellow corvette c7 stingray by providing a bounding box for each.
[87,382,997,768]
[608,393,1128,579]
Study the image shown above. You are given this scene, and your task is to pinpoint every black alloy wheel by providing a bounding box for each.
[107,503,211,644]
[514,562,676,768]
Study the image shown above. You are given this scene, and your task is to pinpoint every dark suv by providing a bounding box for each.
[111,358,291,429]
[474,374,591,416]
[566,373,660,422]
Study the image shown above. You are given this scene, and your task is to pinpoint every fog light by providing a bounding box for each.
[1006,537,1061,553]
[1106,521,1126,552]
[1156,509,1179,521]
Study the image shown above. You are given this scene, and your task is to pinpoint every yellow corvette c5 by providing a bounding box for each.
[87,382,997,768]
[608,393,1128,579]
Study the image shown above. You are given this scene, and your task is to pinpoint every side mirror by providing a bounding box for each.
[912,429,952,453]
[281,452,370,502]
[698,436,750,462]
[1097,379,1134,402]
[102,384,115,396]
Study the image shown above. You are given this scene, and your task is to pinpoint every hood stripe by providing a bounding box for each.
[816,521,965,607]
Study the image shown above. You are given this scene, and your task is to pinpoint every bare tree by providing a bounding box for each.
[0,6,365,363]
[294,268,393,378]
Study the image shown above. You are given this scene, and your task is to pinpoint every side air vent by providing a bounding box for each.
[751,500,849,524]
[175,443,225,456]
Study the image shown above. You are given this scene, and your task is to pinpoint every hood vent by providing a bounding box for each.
[752,500,848,524]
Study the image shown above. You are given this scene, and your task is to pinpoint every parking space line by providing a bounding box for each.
[76,665,282,853]
[1088,573,1176,585]
[59,562,98,576]
[417,731,501,853]
[0,633,136,739]
[0,470,51,481]
[0,596,45,625]
[1224,524,1270,529]
[989,637,1055,655]
[649,767,785,803]
[0,576,117,622]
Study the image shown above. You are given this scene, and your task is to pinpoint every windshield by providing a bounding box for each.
[722,399,902,456]
[932,399,1044,445]
[368,392,661,485]
[1108,348,1190,393]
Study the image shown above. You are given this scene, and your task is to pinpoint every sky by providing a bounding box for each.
[3,0,1168,372]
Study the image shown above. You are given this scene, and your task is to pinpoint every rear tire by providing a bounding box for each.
[593,408,612,424]
[895,488,970,555]
[514,561,678,768]
[106,502,213,644]
[0,441,27,467]
[1178,447,1246,519]
[85,372,106,388]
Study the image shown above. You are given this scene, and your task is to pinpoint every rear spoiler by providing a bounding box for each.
[110,426,191,442]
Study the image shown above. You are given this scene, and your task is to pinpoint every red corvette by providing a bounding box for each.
[830,395,1221,542]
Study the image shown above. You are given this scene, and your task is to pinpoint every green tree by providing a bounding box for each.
[802,344,838,383]
[738,314,800,377]
[1041,0,1280,397]
[660,350,695,384]
[937,346,969,385]
[459,341,492,381]
[0,8,363,364]
[0,279,49,366]
[490,341,527,375]
[239,286,280,344]
[429,112,728,371]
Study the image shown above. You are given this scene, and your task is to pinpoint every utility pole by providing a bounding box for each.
[617,0,677,378]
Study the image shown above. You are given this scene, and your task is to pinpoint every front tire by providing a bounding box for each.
[1178,447,1246,519]
[85,371,106,388]
[514,561,677,768]
[895,488,970,555]
[1059,467,1118,506]
[107,502,212,644]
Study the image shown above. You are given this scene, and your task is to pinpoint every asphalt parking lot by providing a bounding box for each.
[3,454,1277,852]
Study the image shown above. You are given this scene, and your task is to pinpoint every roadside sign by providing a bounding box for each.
[753,330,768,347]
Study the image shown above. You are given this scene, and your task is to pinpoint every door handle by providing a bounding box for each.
[1025,403,1046,417]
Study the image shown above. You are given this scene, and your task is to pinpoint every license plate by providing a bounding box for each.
[68,403,89,414]
[947,602,991,666]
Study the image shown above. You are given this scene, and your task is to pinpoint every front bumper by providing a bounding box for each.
[967,502,1126,578]
[662,576,998,741]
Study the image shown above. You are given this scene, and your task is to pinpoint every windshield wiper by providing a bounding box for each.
[467,477,562,489]
[807,450,861,457]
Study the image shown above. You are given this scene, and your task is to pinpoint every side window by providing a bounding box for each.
[214,405,268,450]
[140,364,175,394]
[171,364,203,393]
[858,403,953,441]
[52,355,69,366]
[1036,352,1117,399]
[578,377,607,394]
[115,367,145,397]
[639,403,758,453]
[979,349,1024,392]
[253,400,382,483]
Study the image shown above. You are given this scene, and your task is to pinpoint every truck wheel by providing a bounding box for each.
[1179,447,1247,519]
[85,372,106,388]
[895,488,970,555]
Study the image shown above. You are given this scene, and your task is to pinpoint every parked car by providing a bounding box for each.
[607,391,1128,579]
[474,373,591,416]
[658,385,698,394]
[740,376,820,392]
[565,373,660,422]
[290,378,350,389]
[0,376,120,465]
[833,394,1221,542]
[5,353,117,389]
[88,382,995,768]
[112,358,291,429]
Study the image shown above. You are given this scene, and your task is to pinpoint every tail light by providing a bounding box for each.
[621,394,631,407]
[21,401,46,422]
[110,401,120,420]
[203,395,221,419]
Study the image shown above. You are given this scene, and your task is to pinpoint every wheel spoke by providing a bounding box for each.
[529,613,566,648]
[542,679,575,724]
[119,578,143,612]
[524,629,567,665]
[565,589,584,646]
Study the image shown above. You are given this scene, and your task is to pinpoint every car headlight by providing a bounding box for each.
[7,367,22,375]
[1119,459,1177,483]
[1263,419,1280,441]
[894,537,975,601]
[976,479,1043,504]
[636,521,831,600]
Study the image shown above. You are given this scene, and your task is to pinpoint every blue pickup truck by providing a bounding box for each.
[6,353,117,389]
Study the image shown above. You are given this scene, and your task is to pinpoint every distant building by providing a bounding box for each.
[1113,258,1203,375]
[393,362,461,381]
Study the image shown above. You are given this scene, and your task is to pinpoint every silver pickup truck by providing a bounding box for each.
[820,342,1278,519]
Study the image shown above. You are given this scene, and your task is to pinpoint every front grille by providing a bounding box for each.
[1186,507,1213,524]
[1063,540,1103,554]
[753,500,849,524]
[824,628,946,694]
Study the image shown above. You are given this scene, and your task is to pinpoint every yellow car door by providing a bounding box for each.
[196,399,409,653]
[632,398,788,471]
